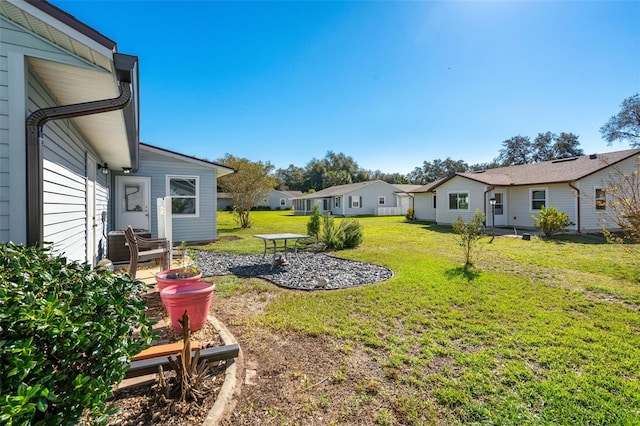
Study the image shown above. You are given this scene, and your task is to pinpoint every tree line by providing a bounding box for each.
[219,93,639,194]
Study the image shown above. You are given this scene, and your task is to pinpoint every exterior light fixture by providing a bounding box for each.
[97,163,109,175]
[122,167,131,174]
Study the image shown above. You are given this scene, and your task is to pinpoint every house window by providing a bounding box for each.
[349,196,361,208]
[595,188,606,210]
[378,196,385,205]
[531,189,547,210]
[167,175,198,216]
[280,198,286,206]
[448,192,469,210]
[334,197,340,208]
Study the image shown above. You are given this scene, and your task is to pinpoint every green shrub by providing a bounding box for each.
[405,207,415,221]
[0,242,155,425]
[307,205,322,243]
[452,210,486,267]
[341,219,364,249]
[321,214,364,250]
[322,213,344,250]
[531,205,573,238]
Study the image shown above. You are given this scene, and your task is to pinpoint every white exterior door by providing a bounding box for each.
[492,191,506,226]
[115,176,151,231]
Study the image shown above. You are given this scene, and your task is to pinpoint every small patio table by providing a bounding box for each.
[253,233,309,269]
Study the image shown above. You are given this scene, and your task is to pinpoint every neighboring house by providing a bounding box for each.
[1,0,140,265]
[112,143,234,243]
[292,180,415,216]
[412,149,640,232]
[218,189,303,211]
[256,190,303,210]
[217,192,234,211]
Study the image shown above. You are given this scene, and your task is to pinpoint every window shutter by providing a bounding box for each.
[359,196,362,208]
[348,196,352,208]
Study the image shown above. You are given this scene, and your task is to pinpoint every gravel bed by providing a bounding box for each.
[195,251,393,290]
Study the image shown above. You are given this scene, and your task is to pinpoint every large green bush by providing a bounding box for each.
[321,214,364,250]
[531,205,573,238]
[0,243,155,425]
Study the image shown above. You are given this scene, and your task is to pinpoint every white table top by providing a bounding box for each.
[253,233,309,240]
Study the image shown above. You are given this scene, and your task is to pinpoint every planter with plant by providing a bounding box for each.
[155,242,202,292]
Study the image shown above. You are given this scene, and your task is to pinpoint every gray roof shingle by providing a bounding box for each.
[414,149,640,192]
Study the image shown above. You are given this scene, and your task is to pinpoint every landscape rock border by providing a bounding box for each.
[196,251,394,290]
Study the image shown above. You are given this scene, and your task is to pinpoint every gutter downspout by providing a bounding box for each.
[25,82,132,246]
[483,186,495,226]
[568,182,581,233]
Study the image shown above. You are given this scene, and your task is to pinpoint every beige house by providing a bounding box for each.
[412,148,640,232]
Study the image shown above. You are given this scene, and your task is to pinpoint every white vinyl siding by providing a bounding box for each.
[577,155,639,231]
[413,192,436,221]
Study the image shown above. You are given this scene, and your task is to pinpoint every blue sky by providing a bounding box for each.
[53,0,639,174]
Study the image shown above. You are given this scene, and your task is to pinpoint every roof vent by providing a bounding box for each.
[589,154,597,160]
[551,157,578,164]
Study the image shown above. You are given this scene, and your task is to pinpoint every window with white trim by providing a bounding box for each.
[448,192,469,210]
[280,198,286,206]
[595,188,606,210]
[531,189,546,210]
[167,175,199,216]
[378,196,385,205]
[350,196,361,208]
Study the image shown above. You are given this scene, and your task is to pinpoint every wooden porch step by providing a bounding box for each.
[133,341,202,361]
[125,343,240,379]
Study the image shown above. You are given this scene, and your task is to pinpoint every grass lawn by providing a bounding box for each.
[200,210,640,425]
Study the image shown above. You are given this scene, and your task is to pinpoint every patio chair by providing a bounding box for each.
[123,225,170,279]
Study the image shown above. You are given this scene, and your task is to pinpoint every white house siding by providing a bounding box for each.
[130,148,217,242]
[413,192,436,221]
[506,183,576,230]
[577,155,639,231]
[435,178,486,224]
[1,16,109,262]
[257,190,295,210]
[342,182,402,216]
[30,69,108,262]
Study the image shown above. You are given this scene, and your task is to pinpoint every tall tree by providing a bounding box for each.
[496,135,532,166]
[552,132,584,159]
[217,154,275,228]
[531,132,555,162]
[408,158,468,184]
[274,164,305,191]
[600,93,640,148]
[303,158,327,191]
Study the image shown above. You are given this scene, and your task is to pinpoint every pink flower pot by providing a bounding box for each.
[155,268,203,292]
[160,281,215,332]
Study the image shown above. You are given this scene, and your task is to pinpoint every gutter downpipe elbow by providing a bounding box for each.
[25,82,132,246]
[568,182,581,233]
